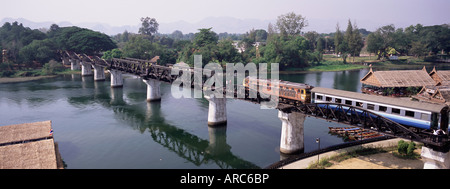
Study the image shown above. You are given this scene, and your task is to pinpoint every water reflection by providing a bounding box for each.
[280,68,369,92]
[4,66,450,168]
[66,83,259,169]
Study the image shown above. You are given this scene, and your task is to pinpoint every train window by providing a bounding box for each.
[379,106,387,112]
[421,113,429,121]
[356,101,363,107]
[301,89,304,94]
[392,108,401,114]
[326,96,332,102]
[367,103,375,110]
[316,95,323,100]
[345,100,352,105]
[405,110,415,117]
[335,98,342,103]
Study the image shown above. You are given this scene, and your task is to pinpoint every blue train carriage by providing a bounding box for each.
[311,87,449,132]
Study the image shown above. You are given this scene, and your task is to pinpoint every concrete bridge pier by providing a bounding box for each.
[206,126,231,156]
[93,65,106,81]
[278,111,306,154]
[421,146,450,169]
[204,94,227,126]
[143,79,161,102]
[109,69,123,88]
[80,62,93,76]
[70,59,80,70]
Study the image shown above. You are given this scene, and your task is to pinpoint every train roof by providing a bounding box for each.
[246,76,313,89]
[311,87,446,112]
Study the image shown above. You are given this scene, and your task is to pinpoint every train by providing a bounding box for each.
[243,76,450,132]
[243,76,313,105]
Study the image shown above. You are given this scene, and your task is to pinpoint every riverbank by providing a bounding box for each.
[280,138,424,169]
[280,55,436,74]
[0,75,58,84]
[0,69,80,84]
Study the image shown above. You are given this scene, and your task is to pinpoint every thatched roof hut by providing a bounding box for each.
[413,84,450,105]
[0,121,63,169]
[360,67,436,88]
[0,121,52,145]
[429,67,450,84]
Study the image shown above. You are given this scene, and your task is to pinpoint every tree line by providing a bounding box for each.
[0,21,116,70]
[2,13,449,74]
[366,24,450,60]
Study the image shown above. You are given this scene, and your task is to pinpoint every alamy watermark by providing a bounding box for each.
[170,55,279,109]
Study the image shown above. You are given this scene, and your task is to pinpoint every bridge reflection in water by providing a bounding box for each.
[68,76,260,169]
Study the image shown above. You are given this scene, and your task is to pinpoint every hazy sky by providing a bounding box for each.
[1,0,449,30]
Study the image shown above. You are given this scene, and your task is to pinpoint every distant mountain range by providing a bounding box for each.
[2,16,411,36]
[0,17,274,36]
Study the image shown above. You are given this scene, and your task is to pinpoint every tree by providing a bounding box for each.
[139,17,159,41]
[263,35,310,69]
[345,20,364,62]
[217,39,241,63]
[51,26,116,54]
[275,12,308,36]
[122,35,160,60]
[67,29,117,54]
[193,28,218,47]
[19,39,57,67]
[0,21,47,63]
[366,24,396,60]
[334,23,349,63]
[366,32,384,59]
[304,31,319,50]
[409,41,428,58]
[254,29,268,42]
[102,48,123,60]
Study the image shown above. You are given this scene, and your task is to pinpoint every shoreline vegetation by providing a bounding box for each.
[0,68,80,84]
[280,54,437,73]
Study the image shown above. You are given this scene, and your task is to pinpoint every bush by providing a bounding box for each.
[397,140,416,156]
[42,60,65,75]
[407,141,416,155]
[397,140,408,155]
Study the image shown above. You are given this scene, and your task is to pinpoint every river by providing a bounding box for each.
[0,65,447,169]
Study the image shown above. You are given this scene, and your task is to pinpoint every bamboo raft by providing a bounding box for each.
[328,127,384,141]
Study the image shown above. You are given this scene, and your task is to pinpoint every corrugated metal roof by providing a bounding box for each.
[311,87,445,112]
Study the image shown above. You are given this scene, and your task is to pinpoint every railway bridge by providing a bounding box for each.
[61,51,450,169]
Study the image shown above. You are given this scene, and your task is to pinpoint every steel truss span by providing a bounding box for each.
[278,103,449,151]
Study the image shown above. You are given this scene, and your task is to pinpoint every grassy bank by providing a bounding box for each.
[0,68,80,84]
[281,55,435,73]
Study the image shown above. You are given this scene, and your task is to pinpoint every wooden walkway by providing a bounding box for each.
[0,121,64,169]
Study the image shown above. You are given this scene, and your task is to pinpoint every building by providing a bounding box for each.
[428,67,450,85]
[360,67,436,97]
[412,67,450,105]
[413,84,450,105]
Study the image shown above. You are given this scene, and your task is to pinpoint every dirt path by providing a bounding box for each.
[327,149,423,169]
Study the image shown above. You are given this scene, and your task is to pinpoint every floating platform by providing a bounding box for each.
[329,126,384,141]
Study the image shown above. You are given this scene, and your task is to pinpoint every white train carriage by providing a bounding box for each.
[311,87,449,131]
